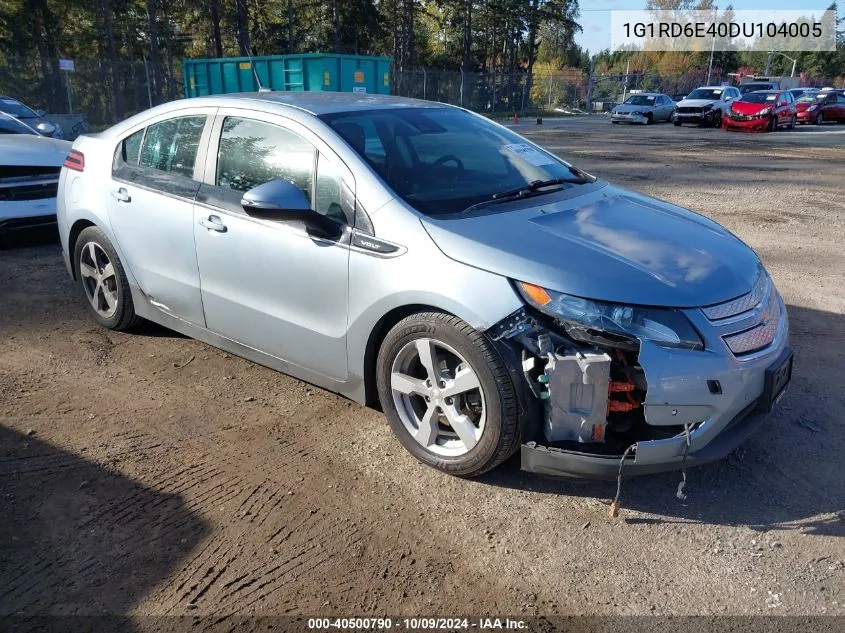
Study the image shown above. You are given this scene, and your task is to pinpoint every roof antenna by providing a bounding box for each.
[243,47,272,93]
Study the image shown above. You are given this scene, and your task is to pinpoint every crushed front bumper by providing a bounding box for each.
[518,287,791,479]
[610,113,647,124]
[675,111,713,125]
[723,116,770,131]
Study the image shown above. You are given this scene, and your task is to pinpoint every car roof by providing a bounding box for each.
[210,91,447,115]
[627,92,664,96]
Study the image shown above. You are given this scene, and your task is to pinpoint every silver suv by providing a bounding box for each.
[57,93,792,479]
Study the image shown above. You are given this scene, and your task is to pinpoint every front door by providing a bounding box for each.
[107,110,214,326]
[193,112,352,381]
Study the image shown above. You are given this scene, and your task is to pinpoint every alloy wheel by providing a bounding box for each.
[390,337,486,457]
[816,113,824,125]
[79,241,119,319]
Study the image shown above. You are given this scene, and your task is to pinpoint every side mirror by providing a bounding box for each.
[35,109,47,117]
[35,121,56,137]
[241,179,343,239]
[241,178,310,213]
[725,96,733,102]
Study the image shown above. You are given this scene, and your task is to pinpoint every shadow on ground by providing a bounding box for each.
[479,304,845,536]
[0,426,210,629]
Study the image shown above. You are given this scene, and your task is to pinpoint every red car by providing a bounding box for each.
[796,90,845,125]
[722,90,797,132]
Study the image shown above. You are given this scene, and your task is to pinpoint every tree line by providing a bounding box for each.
[0,0,841,124]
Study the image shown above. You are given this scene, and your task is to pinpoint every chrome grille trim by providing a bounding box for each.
[721,284,781,356]
[702,272,768,321]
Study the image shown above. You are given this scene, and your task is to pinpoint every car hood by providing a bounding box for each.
[731,100,773,115]
[678,98,719,108]
[0,135,71,167]
[420,184,760,308]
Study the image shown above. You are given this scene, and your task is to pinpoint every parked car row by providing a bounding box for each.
[610,86,845,132]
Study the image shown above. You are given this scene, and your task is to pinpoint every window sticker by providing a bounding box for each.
[766,94,776,101]
[503,143,555,166]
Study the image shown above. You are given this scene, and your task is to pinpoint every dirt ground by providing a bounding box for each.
[1,117,844,623]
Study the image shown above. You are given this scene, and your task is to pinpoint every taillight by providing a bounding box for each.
[63,150,84,171]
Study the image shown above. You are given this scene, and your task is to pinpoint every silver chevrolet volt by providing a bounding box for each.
[56,93,792,479]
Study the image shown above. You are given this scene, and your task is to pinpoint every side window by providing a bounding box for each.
[314,153,345,222]
[334,118,386,165]
[122,129,144,166]
[837,94,845,104]
[138,115,206,178]
[216,117,314,202]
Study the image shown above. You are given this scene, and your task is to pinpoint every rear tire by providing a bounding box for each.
[73,226,140,331]
[376,312,520,477]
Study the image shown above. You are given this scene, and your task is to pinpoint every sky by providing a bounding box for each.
[574,0,822,54]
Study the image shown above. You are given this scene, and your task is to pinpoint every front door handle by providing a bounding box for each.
[111,187,131,203]
[199,215,227,233]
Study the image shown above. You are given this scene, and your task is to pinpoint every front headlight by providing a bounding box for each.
[807,105,818,111]
[758,107,771,116]
[702,104,713,111]
[630,111,642,115]
[516,281,704,351]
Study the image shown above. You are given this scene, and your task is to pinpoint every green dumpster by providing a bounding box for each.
[183,53,392,97]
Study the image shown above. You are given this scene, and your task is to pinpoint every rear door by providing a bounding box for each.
[193,109,353,380]
[108,108,215,326]
[834,93,845,120]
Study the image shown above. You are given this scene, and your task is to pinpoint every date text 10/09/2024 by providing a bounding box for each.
[307,618,527,630]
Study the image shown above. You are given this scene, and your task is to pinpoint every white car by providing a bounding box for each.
[0,112,72,246]
[674,86,741,127]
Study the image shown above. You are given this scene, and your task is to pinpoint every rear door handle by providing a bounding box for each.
[199,215,227,233]
[111,188,131,203]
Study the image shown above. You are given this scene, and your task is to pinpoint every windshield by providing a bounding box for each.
[321,107,594,215]
[0,114,37,135]
[740,92,779,104]
[739,83,772,95]
[687,88,724,100]
[623,95,656,106]
[797,93,824,103]
[0,97,38,118]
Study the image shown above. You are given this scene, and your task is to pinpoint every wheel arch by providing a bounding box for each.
[362,303,454,406]
[67,219,97,280]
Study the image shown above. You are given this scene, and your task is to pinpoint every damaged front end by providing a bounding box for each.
[487,276,791,482]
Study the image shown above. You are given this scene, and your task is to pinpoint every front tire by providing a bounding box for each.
[376,312,520,477]
[73,226,140,331]
[768,116,777,132]
[816,112,824,125]
[712,110,722,128]
[673,119,682,127]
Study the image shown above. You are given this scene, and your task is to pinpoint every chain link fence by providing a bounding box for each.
[3,56,828,139]
[0,56,184,138]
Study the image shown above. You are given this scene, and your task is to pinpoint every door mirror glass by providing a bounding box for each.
[35,121,56,136]
[241,179,311,213]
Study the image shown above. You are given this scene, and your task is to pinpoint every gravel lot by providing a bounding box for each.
[1,117,843,622]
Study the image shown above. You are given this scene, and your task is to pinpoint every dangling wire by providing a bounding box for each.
[676,423,692,501]
[609,443,637,518]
